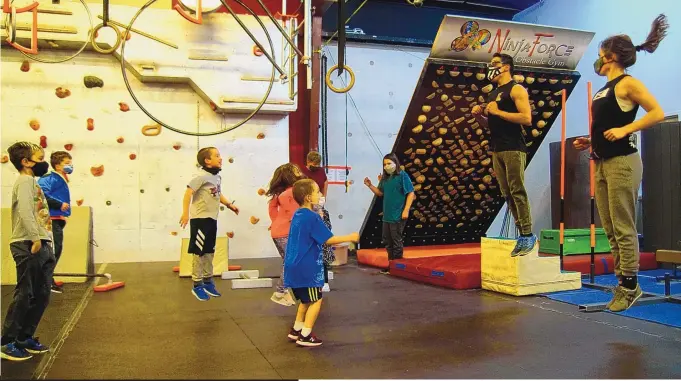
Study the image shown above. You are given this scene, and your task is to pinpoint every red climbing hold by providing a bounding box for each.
[119,102,130,112]
[87,118,94,131]
[64,143,73,151]
[55,87,71,99]
[39,136,47,149]
[90,165,104,177]
[20,60,30,72]
[117,137,125,143]
[129,153,137,160]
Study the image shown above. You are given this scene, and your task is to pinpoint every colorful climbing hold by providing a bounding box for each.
[55,87,71,99]
[64,143,73,151]
[129,153,137,160]
[20,60,30,72]
[119,102,130,112]
[83,76,104,88]
[39,136,47,149]
[29,119,40,131]
[87,118,94,131]
[90,165,104,177]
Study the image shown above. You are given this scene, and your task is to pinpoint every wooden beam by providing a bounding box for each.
[308,14,322,152]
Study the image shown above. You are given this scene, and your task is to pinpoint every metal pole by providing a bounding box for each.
[587,82,595,283]
[559,89,567,271]
[254,0,306,59]
[220,0,287,79]
[304,0,312,90]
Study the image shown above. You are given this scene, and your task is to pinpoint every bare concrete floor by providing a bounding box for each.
[2,258,681,379]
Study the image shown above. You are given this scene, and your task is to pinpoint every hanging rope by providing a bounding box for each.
[344,44,349,193]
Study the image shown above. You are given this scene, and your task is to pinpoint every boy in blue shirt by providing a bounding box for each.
[284,179,358,347]
[37,151,73,294]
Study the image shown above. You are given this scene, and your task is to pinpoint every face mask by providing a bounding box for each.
[203,167,221,175]
[309,166,321,172]
[30,161,49,177]
[487,66,502,81]
[63,165,74,174]
[384,163,397,175]
[593,57,606,75]
[313,196,325,211]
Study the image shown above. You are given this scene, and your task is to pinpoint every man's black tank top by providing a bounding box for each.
[591,74,639,159]
[486,80,526,153]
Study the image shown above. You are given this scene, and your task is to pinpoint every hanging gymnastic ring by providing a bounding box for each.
[326,64,355,93]
[91,22,121,54]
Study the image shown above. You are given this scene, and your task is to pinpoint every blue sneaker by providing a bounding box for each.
[23,337,49,354]
[192,285,210,301]
[516,234,537,257]
[1,342,33,361]
[511,237,525,257]
[203,282,221,297]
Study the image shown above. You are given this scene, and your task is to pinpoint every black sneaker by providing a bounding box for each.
[51,284,63,294]
[296,333,323,347]
[287,327,301,341]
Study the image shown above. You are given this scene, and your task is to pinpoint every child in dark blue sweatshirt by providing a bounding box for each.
[37,151,73,294]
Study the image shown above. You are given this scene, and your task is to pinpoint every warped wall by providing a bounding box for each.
[358,59,580,248]
[0,3,293,263]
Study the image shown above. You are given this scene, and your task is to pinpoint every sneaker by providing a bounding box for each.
[322,283,330,292]
[606,285,622,309]
[510,237,525,257]
[282,291,296,306]
[203,282,221,297]
[296,333,323,347]
[379,269,390,275]
[23,337,49,354]
[51,284,63,294]
[192,285,210,301]
[608,284,643,312]
[518,234,537,256]
[287,327,301,341]
[271,292,292,306]
[1,342,32,361]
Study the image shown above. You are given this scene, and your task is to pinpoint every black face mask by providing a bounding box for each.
[203,167,221,175]
[593,57,607,76]
[30,161,49,177]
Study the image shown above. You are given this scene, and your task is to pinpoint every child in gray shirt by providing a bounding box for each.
[1,142,56,362]
[180,147,239,301]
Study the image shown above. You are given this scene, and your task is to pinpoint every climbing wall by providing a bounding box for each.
[0,5,292,263]
[359,59,581,248]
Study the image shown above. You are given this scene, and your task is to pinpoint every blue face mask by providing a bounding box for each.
[63,165,74,174]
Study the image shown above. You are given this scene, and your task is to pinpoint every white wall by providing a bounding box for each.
[1,3,293,263]
[321,42,430,236]
[506,0,679,234]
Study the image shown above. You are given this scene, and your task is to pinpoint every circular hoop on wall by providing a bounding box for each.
[91,22,121,54]
[326,64,355,93]
[119,0,276,136]
[18,0,94,64]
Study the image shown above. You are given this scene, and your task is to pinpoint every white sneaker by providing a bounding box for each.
[327,271,334,280]
[271,292,291,306]
[322,283,330,292]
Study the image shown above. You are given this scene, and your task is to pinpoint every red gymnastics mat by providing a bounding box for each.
[389,253,482,290]
[357,243,481,269]
[539,251,657,276]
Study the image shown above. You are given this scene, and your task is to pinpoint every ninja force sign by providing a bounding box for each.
[431,15,595,70]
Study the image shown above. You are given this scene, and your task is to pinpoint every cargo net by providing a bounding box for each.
[359,59,581,249]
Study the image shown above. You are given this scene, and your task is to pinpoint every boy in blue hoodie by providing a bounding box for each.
[37,151,73,294]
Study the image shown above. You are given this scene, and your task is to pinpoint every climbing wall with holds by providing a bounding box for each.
[0,42,288,263]
[359,59,580,249]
